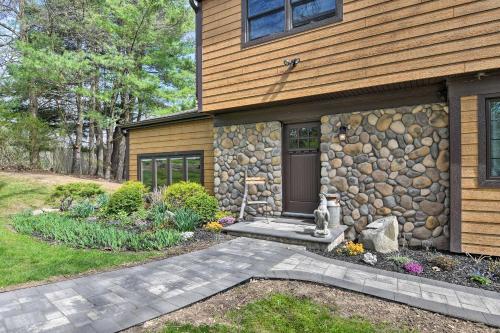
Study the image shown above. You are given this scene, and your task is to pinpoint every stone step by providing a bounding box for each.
[223,218,347,252]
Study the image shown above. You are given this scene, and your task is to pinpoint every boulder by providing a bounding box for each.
[359,216,399,253]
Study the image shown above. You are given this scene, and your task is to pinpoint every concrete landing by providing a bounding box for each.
[224,217,347,252]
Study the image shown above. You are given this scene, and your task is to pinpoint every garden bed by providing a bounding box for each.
[311,245,500,293]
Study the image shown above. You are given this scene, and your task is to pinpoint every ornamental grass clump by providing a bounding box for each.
[403,261,424,275]
[12,211,181,251]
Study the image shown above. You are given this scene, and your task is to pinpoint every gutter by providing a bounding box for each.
[190,0,203,113]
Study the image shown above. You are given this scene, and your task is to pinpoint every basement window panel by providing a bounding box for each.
[138,153,203,190]
[244,0,341,44]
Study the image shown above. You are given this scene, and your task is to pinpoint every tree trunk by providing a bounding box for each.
[96,123,104,177]
[88,119,96,175]
[28,90,39,169]
[104,125,114,180]
[115,92,131,181]
[72,93,84,175]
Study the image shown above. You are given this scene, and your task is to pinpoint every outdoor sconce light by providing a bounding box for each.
[338,125,347,141]
[284,58,300,69]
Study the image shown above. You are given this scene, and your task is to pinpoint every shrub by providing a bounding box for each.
[185,192,219,222]
[470,273,492,286]
[12,212,181,251]
[173,208,202,232]
[388,255,412,265]
[403,262,424,274]
[204,221,223,233]
[95,193,110,210]
[164,181,206,207]
[428,255,457,271]
[149,201,174,229]
[49,182,104,210]
[69,200,95,219]
[106,181,146,215]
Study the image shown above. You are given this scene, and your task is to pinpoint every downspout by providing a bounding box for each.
[190,0,203,113]
[122,128,130,181]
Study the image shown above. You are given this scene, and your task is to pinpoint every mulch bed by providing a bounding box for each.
[311,246,500,293]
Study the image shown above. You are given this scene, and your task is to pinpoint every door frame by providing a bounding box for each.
[282,121,321,215]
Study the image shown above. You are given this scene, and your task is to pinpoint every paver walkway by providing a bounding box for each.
[1,238,500,332]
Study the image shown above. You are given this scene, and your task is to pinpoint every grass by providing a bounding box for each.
[0,175,162,288]
[161,294,411,333]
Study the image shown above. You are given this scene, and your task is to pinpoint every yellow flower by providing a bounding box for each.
[345,241,364,256]
[204,221,223,233]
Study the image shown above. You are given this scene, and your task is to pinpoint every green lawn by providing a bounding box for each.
[0,175,161,288]
[162,294,411,333]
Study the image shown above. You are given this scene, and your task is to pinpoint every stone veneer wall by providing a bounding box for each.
[214,122,283,216]
[320,103,450,249]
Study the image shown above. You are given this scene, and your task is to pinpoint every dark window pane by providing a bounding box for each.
[289,128,298,139]
[310,127,319,138]
[156,159,168,187]
[289,139,298,149]
[489,100,500,177]
[249,10,285,40]
[309,137,319,149]
[292,0,336,27]
[141,159,153,190]
[187,157,202,184]
[299,127,309,137]
[248,0,283,17]
[298,138,309,149]
[170,157,184,184]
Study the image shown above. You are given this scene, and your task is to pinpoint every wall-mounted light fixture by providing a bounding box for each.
[338,125,347,141]
[284,58,300,69]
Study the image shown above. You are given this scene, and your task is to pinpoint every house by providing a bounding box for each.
[128,0,500,256]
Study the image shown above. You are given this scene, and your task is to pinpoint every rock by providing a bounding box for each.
[372,170,388,182]
[421,137,433,146]
[432,226,443,237]
[376,207,391,215]
[237,153,249,165]
[412,226,432,240]
[359,162,373,175]
[408,146,430,160]
[354,217,368,233]
[420,200,444,216]
[331,158,342,168]
[332,177,348,192]
[375,183,393,196]
[408,124,422,138]
[343,155,354,167]
[388,139,399,150]
[221,138,234,149]
[429,110,448,128]
[383,196,397,208]
[363,252,378,265]
[356,193,369,204]
[373,199,384,209]
[359,216,399,253]
[412,163,426,173]
[436,151,449,172]
[391,158,406,172]
[343,216,355,226]
[403,222,415,232]
[433,236,449,250]
[376,115,393,131]
[413,176,432,189]
[423,155,435,167]
[390,121,405,134]
[396,175,412,187]
[425,216,439,230]
[400,195,413,209]
[344,143,363,155]
[368,114,378,126]
[349,114,363,128]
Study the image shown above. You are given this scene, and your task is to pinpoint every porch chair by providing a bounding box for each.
[238,168,269,222]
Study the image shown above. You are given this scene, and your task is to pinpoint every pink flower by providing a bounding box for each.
[219,216,235,226]
[403,262,424,274]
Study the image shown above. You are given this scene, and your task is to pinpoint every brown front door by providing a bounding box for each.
[284,122,321,215]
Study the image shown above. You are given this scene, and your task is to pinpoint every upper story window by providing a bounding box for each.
[244,0,342,46]
[479,95,500,187]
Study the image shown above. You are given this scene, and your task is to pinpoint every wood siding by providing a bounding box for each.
[128,119,214,192]
[460,96,500,256]
[202,0,500,112]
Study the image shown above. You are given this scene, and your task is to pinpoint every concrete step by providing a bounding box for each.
[223,218,347,252]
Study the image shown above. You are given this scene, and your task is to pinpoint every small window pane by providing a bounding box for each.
[289,139,298,149]
[489,99,500,177]
[249,9,285,40]
[292,0,336,27]
[309,137,319,149]
[156,159,168,187]
[299,127,309,138]
[187,157,202,184]
[298,138,309,149]
[310,127,319,138]
[289,128,298,139]
[248,0,283,17]
[170,157,184,185]
[141,159,153,190]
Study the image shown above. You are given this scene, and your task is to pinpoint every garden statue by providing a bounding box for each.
[313,193,330,238]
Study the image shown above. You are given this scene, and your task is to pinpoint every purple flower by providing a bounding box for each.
[219,216,236,226]
[403,262,424,275]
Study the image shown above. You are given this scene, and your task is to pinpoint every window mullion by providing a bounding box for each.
[285,0,293,31]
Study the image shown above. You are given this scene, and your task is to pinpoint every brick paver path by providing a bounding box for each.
[1,238,499,332]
